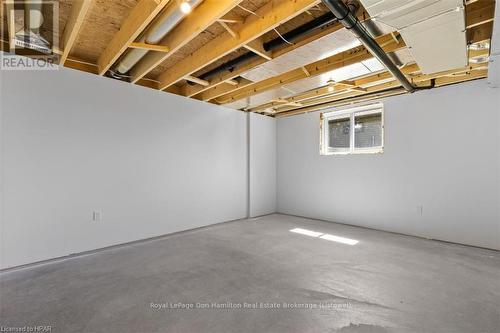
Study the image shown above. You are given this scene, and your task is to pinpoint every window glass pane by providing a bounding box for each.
[328,117,350,149]
[354,112,382,148]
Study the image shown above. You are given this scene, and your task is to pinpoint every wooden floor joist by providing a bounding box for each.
[130,0,244,84]
[97,0,172,75]
[4,0,494,119]
[129,42,170,52]
[243,38,273,60]
[222,2,495,113]
[214,33,406,104]
[196,78,253,101]
[182,9,369,99]
[217,12,244,24]
[185,75,210,86]
[60,0,93,64]
[156,0,322,91]
[5,0,16,52]
[248,43,491,114]
[272,62,489,115]
[466,0,495,29]
[275,68,488,118]
[218,21,239,38]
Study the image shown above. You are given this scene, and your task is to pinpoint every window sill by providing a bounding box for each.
[321,148,384,156]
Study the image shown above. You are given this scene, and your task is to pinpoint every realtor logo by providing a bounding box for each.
[1,0,59,70]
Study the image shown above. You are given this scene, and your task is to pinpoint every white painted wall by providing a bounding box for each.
[0,67,249,269]
[277,80,500,250]
[249,113,277,217]
[488,0,500,88]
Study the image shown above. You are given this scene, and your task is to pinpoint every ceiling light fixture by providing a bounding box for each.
[180,0,192,14]
[327,79,335,92]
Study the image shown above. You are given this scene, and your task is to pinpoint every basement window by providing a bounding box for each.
[320,103,384,155]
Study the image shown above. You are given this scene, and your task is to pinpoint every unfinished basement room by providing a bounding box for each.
[0,0,499,332]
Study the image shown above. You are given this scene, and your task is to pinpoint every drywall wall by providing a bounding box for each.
[249,113,277,217]
[0,67,248,269]
[277,79,500,249]
[488,0,500,88]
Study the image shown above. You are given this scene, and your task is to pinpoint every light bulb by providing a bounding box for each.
[180,1,192,14]
[327,79,335,92]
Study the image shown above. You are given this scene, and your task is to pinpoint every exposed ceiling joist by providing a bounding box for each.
[217,12,244,24]
[185,75,210,86]
[219,21,239,38]
[156,0,322,91]
[273,61,488,115]
[97,0,172,75]
[276,67,488,118]
[129,42,170,52]
[63,56,160,90]
[466,0,495,29]
[215,33,405,104]
[183,9,369,98]
[466,1,495,43]
[248,75,399,112]
[60,0,93,64]
[197,78,254,101]
[225,79,239,86]
[266,46,489,114]
[4,0,15,52]
[243,37,273,60]
[228,2,495,113]
[130,0,244,84]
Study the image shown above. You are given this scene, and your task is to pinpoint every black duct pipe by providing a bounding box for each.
[198,51,258,81]
[198,13,339,81]
[263,12,337,51]
[321,0,415,93]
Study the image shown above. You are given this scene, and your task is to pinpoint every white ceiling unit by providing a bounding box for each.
[359,0,468,74]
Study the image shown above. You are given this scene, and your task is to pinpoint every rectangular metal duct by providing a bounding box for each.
[359,0,467,74]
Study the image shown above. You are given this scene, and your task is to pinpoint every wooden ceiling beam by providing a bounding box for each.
[259,2,494,117]
[243,37,273,60]
[129,42,170,52]
[465,0,495,29]
[468,21,494,44]
[217,13,244,24]
[248,64,421,112]
[183,56,268,97]
[130,0,244,84]
[225,79,239,86]
[4,0,15,52]
[273,62,488,115]
[183,8,368,98]
[275,85,406,117]
[185,75,210,86]
[216,8,494,104]
[60,0,93,64]
[197,78,253,101]
[214,33,405,104]
[97,0,172,75]
[277,68,489,118]
[156,0,322,91]
[63,57,159,89]
[218,21,239,38]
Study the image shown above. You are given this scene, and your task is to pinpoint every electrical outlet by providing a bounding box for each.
[92,211,102,222]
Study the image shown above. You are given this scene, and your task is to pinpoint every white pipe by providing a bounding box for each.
[116,0,203,74]
[24,0,44,34]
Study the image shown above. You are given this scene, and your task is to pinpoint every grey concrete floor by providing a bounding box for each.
[1,214,499,333]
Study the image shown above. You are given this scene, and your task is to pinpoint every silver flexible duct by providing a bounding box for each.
[115,0,203,75]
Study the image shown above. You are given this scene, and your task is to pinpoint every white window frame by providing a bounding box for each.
[320,103,384,155]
